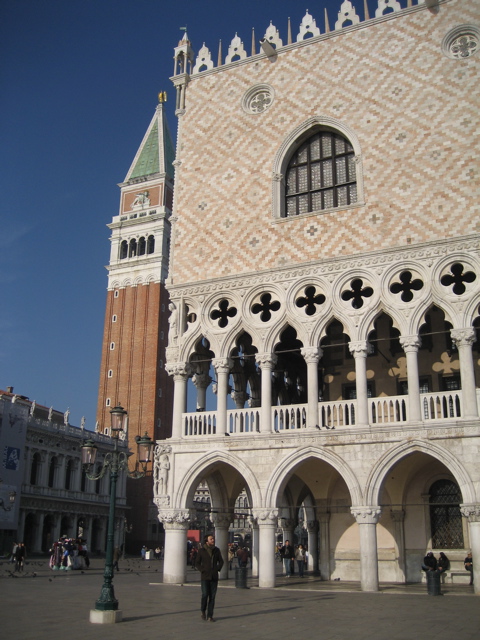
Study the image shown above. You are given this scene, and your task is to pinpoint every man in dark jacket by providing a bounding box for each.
[195,534,224,622]
[422,551,437,571]
[280,540,295,577]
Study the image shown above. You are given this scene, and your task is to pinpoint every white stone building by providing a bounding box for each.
[153,0,480,592]
[0,389,128,555]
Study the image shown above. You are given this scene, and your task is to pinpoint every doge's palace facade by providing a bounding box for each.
[154,0,480,591]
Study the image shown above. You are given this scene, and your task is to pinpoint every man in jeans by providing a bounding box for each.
[195,534,224,622]
[280,540,295,577]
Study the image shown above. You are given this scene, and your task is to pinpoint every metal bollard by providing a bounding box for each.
[426,570,442,596]
[235,566,248,588]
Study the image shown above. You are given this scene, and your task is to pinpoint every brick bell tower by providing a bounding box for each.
[96,94,174,551]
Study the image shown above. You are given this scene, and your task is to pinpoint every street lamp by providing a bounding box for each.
[0,490,16,511]
[81,405,154,624]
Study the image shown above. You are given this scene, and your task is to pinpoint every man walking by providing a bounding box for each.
[280,540,295,577]
[195,534,224,622]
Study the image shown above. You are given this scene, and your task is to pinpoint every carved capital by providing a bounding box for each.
[460,503,480,522]
[451,328,476,349]
[306,520,319,533]
[301,347,322,364]
[252,508,279,525]
[212,358,233,375]
[272,172,283,182]
[255,353,278,369]
[165,362,194,380]
[210,511,234,529]
[158,510,191,528]
[399,335,421,352]
[279,517,295,530]
[351,506,382,524]
[192,372,212,389]
[348,341,369,358]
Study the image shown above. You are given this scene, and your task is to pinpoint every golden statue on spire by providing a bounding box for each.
[158,91,167,103]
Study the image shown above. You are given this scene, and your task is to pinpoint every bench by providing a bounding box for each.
[449,571,472,584]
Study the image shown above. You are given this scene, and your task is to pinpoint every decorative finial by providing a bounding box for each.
[324,8,330,34]
[158,91,167,103]
[287,17,292,45]
[364,0,370,20]
[251,27,256,56]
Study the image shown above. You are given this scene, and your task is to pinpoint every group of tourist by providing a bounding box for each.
[422,551,473,584]
[279,540,308,578]
[49,536,89,570]
[227,543,251,569]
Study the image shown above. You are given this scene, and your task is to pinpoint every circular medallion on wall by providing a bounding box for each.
[241,84,275,114]
[442,25,480,59]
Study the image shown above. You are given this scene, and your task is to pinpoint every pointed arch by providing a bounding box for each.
[364,439,476,507]
[272,116,365,219]
[265,445,363,507]
[174,450,262,510]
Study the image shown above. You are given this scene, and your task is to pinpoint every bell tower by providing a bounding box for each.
[96,94,174,550]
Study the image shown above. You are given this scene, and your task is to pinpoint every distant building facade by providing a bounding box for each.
[151,0,480,593]
[0,388,128,555]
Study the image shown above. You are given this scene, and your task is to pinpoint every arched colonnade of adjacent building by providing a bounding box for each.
[154,438,480,592]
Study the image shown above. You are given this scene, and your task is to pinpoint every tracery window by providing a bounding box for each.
[285,130,357,217]
[429,479,464,549]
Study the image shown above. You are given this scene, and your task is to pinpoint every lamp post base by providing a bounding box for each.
[89,609,123,624]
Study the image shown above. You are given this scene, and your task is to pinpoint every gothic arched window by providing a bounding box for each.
[285,130,357,216]
[429,479,464,549]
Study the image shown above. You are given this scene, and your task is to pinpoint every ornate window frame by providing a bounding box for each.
[272,116,365,220]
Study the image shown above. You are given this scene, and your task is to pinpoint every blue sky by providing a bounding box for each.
[0,0,389,429]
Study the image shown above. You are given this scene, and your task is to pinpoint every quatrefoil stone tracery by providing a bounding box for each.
[440,263,476,295]
[389,271,424,303]
[252,293,281,322]
[341,278,373,309]
[242,84,275,115]
[296,286,326,316]
[210,299,237,328]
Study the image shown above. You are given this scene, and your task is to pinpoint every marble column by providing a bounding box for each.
[254,509,278,588]
[318,511,331,579]
[348,341,369,427]
[192,371,212,412]
[280,517,295,547]
[301,347,321,430]
[166,363,193,438]
[255,353,277,434]
[160,510,191,584]
[351,506,381,592]
[306,520,319,574]
[460,504,480,595]
[390,509,406,582]
[399,335,422,422]
[248,516,259,577]
[210,511,233,580]
[451,329,478,419]
[212,358,232,435]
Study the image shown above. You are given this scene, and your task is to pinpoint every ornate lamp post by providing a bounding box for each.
[81,405,154,624]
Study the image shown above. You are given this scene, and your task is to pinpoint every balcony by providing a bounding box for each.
[182,390,469,437]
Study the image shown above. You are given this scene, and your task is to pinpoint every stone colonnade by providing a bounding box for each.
[159,503,480,593]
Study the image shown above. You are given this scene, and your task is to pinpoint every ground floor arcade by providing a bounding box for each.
[154,425,480,594]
